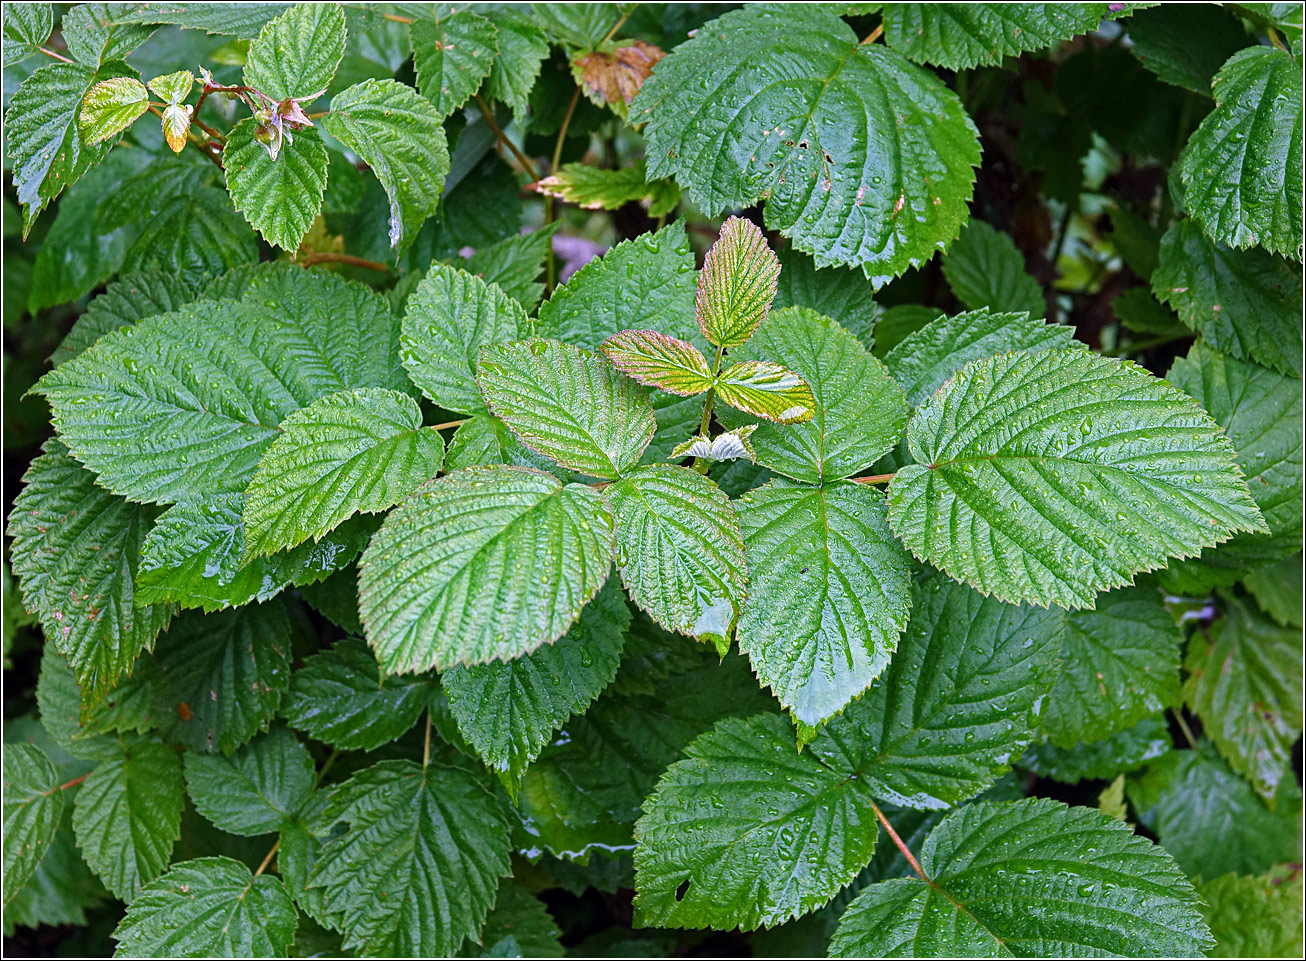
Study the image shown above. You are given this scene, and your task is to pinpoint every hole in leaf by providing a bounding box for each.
[674,879,691,901]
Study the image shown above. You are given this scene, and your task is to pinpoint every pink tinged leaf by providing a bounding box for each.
[716,360,816,423]
[601,329,714,396]
[695,216,781,348]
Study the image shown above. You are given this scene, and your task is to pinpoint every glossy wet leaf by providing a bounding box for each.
[183,727,315,837]
[715,360,817,424]
[887,349,1267,609]
[1021,715,1173,785]
[534,161,679,218]
[359,466,614,672]
[410,11,497,119]
[223,119,328,251]
[694,216,780,349]
[2,2,53,65]
[243,1,345,100]
[1197,871,1305,959]
[941,219,1045,318]
[600,329,713,397]
[2,744,64,906]
[78,76,149,144]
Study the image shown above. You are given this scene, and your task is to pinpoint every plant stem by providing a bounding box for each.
[253,838,280,878]
[145,104,225,168]
[313,749,340,789]
[1171,707,1198,749]
[860,24,884,46]
[383,12,414,24]
[869,800,928,882]
[191,116,227,144]
[1103,332,1190,357]
[431,418,468,432]
[422,713,433,768]
[850,472,896,485]
[545,86,582,295]
[39,46,73,63]
[601,8,634,45]
[691,345,726,473]
[54,773,90,793]
[295,251,391,272]
[474,94,538,180]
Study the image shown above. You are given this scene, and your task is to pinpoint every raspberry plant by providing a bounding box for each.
[2,2,1302,958]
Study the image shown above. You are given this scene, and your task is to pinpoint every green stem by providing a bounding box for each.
[869,800,927,881]
[600,7,634,45]
[422,712,433,768]
[313,749,340,789]
[475,94,538,180]
[691,345,726,473]
[1171,708,1198,749]
[545,86,582,295]
[39,46,73,63]
[253,838,280,878]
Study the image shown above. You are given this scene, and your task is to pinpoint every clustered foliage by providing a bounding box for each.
[1,2,1302,959]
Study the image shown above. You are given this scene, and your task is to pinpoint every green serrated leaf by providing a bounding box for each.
[4,59,134,233]
[773,247,880,347]
[1243,551,1303,628]
[1185,593,1302,801]
[460,880,563,958]
[359,466,614,672]
[633,711,881,931]
[146,68,193,104]
[411,11,497,119]
[829,797,1214,957]
[323,78,450,251]
[535,160,679,218]
[6,439,173,708]
[243,388,444,559]
[633,6,980,282]
[444,412,574,480]
[606,465,747,647]
[719,307,907,483]
[283,638,437,752]
[887,349,1267,609]
[883,3,1121,69]
[400,264,529,414]
[478,339,655,478]
[72,740,183,901]
[34,646,121,762]
[1021,715,1173,785]
[1153,219,1302,377]
[108,3,289,38]
[1125,4,1254,95]
[600,329,713,397]
[1043,585,1184,748]
[464,222,558,313]
[1198,871,1305,959]
[3,808,109,934]
[307,758,513,956]
[78,75,149,144]
[135,494,372,613]
[715,359,817,424]
[484,10,548,118]
[34,268,408,504]
[694,216,780,349]
[1128,743,1302,877]
[2,2,53,66]
[223,118,328,250]
[62,3,155,66]
[941,219,1045,318]
[51,268,198,367]
[443,579,628,794]
[112,856,298,957]
[2,744,64,905]
[244,1,345,100]
[184,726,314,837]
[736,479,912,726]
[1180,45,1303,259]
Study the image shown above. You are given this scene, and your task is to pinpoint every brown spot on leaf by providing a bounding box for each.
[576,41,665,107]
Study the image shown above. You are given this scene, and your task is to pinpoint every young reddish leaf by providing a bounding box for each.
[695,216,781,348]
[715,360,816,423]
[601,329,714,396]
[160,103,191,153]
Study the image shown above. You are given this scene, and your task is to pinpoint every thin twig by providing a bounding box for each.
[253,838,280,878]
[870,800,928,881]
[146,104,225,168]
[545,86,583,295]
[691,345,727,474]
[1171,707,1198,749]
[53,773,90,793]
[39,46,73,63]
[600,7,634,45]
[313,749,340,789]
[860,25,884,46]
[850,472,896,485]
[431,418,469,432]
[296,251,391,272]
[384,12,415,24]
[474,94,538,180]
[422,713,433,768]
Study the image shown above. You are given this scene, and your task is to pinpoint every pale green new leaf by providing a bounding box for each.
[1152,219,1302,377]
[410,11,497,119]
[223,119,328,251]
[282,639,435,752]
[5,439,173,707]
[307,758,512,956]
[1185,593,1303,801]
[477,339,655,478]
[1198,871,1305,959]
[1180,45,1303,259]
[887,349,1267,609]
[146,69,192,105]
[600,329,713,397]
[633,5,980,281]
[400,264,529,414]
[606,465,748,648]
[359,466,614,671]
[183,727,314,837]
[829,798,1214,958]
[2,744,63,905]
[112,857,298,958]
[78,76,149,144]
[719,307,907,483]
[694,216,780,348]
[736,480,912,726]
[243,388,445,559]
[244,1,345,100]
[882,4,1121,69]
[534,161,679,218]
[1043,585,1184,748]
[2,2,53,65]
[941,219,1045,318]
[633,712,880,931]
[4,60,133,233]
[715,360,817,424]
[323,79,450,251]
[443,579,628,793]
[135,494,372,613]
[34,268,408,504]
[72,740,183,901]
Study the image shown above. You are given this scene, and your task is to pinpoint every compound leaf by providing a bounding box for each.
[887,349,1267,609]
[359,466,614,671]
[242,388,445,559]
